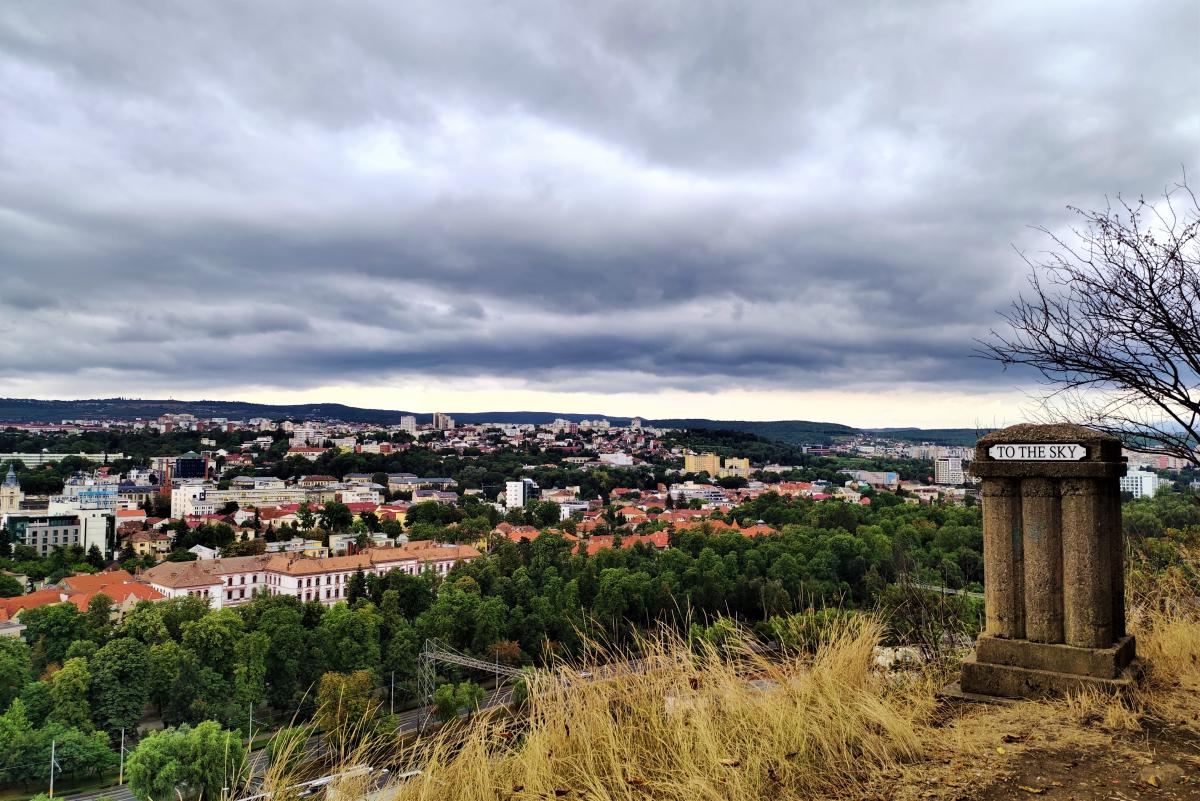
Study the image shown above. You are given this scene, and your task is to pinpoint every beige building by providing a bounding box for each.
[0,465,23,514]
[683,453,751,478]
[684,452,721,475]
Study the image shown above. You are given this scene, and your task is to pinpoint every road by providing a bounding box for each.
[911,582,984,600]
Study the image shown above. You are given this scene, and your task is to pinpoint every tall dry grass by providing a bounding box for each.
[293,617,938,801]
[254,541,1200,801]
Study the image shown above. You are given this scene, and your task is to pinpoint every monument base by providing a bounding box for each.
[960,635,1141,700]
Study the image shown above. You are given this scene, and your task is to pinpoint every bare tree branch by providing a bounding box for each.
[979,177,1200,464]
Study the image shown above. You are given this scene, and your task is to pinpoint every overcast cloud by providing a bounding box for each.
[0,1,1197,423]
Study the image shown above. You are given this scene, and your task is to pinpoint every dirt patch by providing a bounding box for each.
[872,693,1200,801]
[971,732,1200,800]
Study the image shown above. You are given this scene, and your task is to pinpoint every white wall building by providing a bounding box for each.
[1120,469,1161,499]
[505,478,539,509]
[141,543,480,608]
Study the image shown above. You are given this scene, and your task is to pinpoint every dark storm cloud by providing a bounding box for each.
[0,0,1196,397]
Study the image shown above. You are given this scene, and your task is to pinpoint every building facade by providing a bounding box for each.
[1119,469,1161,499]
[934,457,965,486]
[141,543,480,608]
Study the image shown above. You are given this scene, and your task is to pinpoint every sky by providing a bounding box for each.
[1,1,1197,428]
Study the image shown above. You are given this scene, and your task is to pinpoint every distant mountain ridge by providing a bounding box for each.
[0,397,986,446]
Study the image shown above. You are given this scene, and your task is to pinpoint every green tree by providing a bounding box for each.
[345,569,367,605]
[90,637,150,736]
[37,723,116,782]
[0,636,31,711]
[0,574,23,597]
[181,610,243,678]
[49,656,92,728]
[0,699,38,784]
[314,670,378,745]
[297,502,316,530]
[157,595,210,640]
[233,631,268,712]
[319,501,354,533]
[147,640,184,717]
[19,680,52,722]
[126,721,246,801]
[20,602,82,671]
[121,602,170,645]
[86,593,115,641]
[432,681,485,722]
[317,603,381,673]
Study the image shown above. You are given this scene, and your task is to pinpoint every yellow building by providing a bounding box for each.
[684,453,721,475]
[719,457,751,478]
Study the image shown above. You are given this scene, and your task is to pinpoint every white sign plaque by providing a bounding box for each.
[987,443,1087,461]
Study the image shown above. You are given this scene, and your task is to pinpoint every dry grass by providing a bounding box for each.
[295,617,938,801]
[254,568,1200,801]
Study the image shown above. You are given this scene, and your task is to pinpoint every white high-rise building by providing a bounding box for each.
[505,478,539,509]
[398,416,417,436]
[1120,469,1161,499]
[433,412,455,430]
[934,457,964,486]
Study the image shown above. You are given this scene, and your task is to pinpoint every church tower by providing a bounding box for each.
[0,465,23,515]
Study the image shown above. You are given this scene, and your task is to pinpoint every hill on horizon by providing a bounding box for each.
[0,397,985,446]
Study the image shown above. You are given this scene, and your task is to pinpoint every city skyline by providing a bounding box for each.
[2,1,1196,427]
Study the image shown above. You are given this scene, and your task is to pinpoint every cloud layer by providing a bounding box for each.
[1,1,1196,411]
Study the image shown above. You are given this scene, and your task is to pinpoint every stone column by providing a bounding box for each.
[1107,485,1127,640]
[981,478,1023,638]
[1020,477,1063,644]
[959,423,1138,701]
[1060,478,1113,648]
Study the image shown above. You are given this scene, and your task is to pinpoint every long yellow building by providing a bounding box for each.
[683,453,751,477]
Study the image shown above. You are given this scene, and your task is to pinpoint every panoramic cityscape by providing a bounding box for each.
[1,2,1198,801]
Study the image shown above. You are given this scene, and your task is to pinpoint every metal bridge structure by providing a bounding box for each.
[416,639,525,728]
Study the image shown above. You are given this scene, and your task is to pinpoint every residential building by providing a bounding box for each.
[173,451,209,480]
[0,452,123,467]
[934,457,965,486]
[719,457,751,478]
[433,412,455,430]
[506,478,539,509]
[668,482,728,504]
[1120,469,1161,499]
[4,510,112,557]
[397,416,417,436]
[842,470,900,490]
[684,453,721,475]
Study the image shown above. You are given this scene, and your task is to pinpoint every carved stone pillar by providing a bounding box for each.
[1060,478,1114,648]
[981,478,1023,638]
[958,423,1139,700]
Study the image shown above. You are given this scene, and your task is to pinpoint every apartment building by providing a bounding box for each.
[934,457,965,486]
[505,478,539,509]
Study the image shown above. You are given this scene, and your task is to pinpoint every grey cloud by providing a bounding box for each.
[0,0,1196,401]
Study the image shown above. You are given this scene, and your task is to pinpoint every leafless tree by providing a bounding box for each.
[981,177,1200,464]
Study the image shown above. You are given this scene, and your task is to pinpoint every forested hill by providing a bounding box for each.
[0,398,981,445]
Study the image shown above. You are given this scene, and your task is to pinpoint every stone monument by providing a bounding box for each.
[959,423,1140,699]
